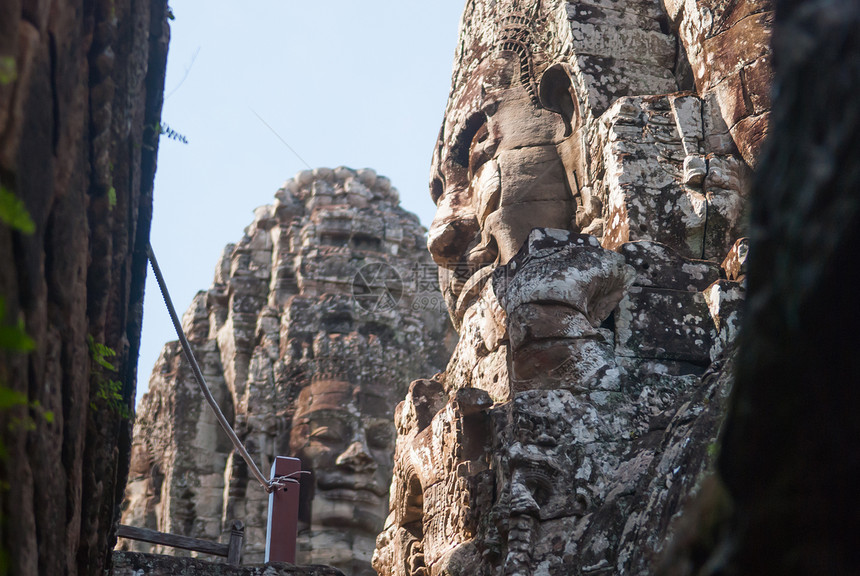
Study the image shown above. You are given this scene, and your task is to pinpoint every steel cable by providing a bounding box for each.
[146,244,274,492]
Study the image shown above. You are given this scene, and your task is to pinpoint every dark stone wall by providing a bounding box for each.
[111,551,346,576]
[0,1,169,575]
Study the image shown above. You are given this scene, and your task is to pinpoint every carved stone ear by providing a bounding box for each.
[538,63,580,137]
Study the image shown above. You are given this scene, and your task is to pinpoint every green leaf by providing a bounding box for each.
[87,334,117,371]
[0,387,27,409]
[0,185,35,234]
[107,187,117,210]
[0,56,16,85]
[42,410,54,424]
[92,339,116,359]
[0,320,35,352]
[95,355,116,371]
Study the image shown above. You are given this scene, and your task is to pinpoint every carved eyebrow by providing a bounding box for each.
[309,422,349,440]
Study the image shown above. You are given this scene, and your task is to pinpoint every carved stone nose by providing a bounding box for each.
[336,441,377,473]
[427,214,480,267]
[510,482,540,516]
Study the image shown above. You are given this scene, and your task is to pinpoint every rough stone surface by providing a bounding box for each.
[0,2,169,576]
[121,168,453,576]
[667,0,774,166]
[110,551,345,576]
[721,237,749,281]
[374,1,770,575]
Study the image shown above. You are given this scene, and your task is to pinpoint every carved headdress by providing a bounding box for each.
[448,0,559,106]
[495,6,543,103]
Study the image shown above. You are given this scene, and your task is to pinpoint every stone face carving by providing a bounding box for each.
[290,375,393,537]
[122,167,453,575]
[375,1,770,574]
[495,230,634,394]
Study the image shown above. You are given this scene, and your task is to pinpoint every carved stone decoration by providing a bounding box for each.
[375,0,771,574]
[121,167,454,575]
[289,374,397,572]
[494,230,634,393]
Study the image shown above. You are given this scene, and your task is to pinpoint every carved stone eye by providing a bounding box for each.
[451,113,487,169]
[366,423,393,450]
[469,123,492,178]
[523,474,552,507]
[310,425,344,443]
[430,177,444,204]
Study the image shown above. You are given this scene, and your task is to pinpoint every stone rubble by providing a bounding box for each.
[110,551,346,576]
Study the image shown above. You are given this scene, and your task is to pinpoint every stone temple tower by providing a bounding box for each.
[373,0,771,574]
[121,167,454,575]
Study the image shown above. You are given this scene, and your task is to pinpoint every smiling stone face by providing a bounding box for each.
[428,48,578,329]
[291,376,394,535]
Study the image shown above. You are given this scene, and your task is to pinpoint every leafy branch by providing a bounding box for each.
[0,296,52,461]
[158,122,188,144]
[0,296,34,353]
[87,335,130,419]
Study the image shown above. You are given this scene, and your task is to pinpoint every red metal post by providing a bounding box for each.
[265,456,301,563]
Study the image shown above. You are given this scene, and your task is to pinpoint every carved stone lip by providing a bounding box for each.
[454,263,496,321]
[513,333,568,356]
[513,330,605,353]
[507,299,605,353]
[317,476,388,498]
[317,487,386,504]
[494,230,635,327]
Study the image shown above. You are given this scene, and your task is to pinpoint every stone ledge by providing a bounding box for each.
[110,551,345,576]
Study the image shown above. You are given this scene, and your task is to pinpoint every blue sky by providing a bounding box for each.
[138,1,465,402]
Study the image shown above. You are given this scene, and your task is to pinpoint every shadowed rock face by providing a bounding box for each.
[111,551,346,576]
[121,167,454,575]
[704,0,860,573]
[0,2,169,575]
[374,1,771,575]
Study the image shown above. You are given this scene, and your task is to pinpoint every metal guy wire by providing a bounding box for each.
[146,244,275,493]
